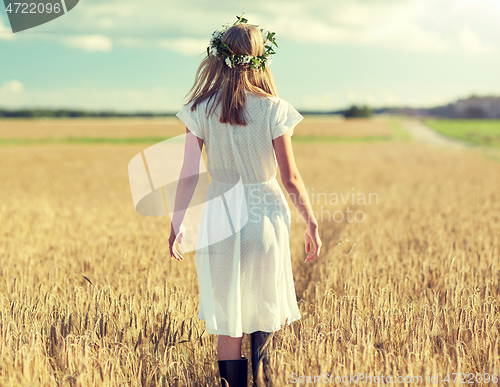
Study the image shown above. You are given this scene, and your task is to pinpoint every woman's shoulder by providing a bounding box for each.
[186,93,217,109]
[252,94,300,117]
[245,91,291,108]
[178,94,219,120]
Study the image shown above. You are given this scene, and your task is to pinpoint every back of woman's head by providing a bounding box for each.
[222,24,264,58]
[186,21,278,125]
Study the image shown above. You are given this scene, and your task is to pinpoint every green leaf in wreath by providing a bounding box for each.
[235,13,248,25]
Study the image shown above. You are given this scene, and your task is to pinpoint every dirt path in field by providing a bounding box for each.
[400,119,471,149]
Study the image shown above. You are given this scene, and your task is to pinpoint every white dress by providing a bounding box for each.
[176,90,303,338]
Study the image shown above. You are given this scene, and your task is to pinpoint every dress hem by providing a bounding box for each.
[201,313,302,338]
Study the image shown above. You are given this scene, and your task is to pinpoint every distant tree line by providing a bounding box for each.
[0,108,176,118]
[301,105,373,118]
[302,94,500,118]
[342,105,373,118]
[1,94,498,118]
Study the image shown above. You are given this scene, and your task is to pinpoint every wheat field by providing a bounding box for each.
[0,118,499,386]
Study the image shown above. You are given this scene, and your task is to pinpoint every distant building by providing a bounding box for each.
[454,96,500,119]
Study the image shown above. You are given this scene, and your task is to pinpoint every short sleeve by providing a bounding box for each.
[271,99,303,140]
[176,101,204,140]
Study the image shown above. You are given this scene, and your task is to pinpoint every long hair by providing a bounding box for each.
[185,23,279,125]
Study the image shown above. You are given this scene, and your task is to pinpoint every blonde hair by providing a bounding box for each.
[185,23,279,126]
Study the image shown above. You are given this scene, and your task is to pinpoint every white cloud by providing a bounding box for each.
[63,35,112,52]
[116,36,207,55]
[347,91,358,103]
[359,17,452,53]
[0,80,24,93]
[98,17,114,29]
[340,90,402,108]
[271,0,455,53]
[157,38,208,56]
[0,85,185,112]
[381,92,400,106]
[2,0,500,56]
[0,16,13,40]
[363,94,376,106]
[331,3,372,27]
[260,0,452,52]
[0,80,26,108]
[266,0,499,55]
[272,15,348,44]
[458,27,496,55]
[301,92,338,111]
[344,91,376,106]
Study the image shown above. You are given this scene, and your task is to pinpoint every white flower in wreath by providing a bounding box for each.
[210,47,218,57]
[241,55,252,64]
[261,29,269,43]
[225,57,234,68]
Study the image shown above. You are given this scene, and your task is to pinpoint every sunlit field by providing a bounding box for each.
[0,117,499,386]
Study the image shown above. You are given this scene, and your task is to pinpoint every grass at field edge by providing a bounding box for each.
[0,122,410,145]
[424,118,500,147]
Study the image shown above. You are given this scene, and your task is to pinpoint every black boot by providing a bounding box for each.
[250,331,271,386]
[218,356,248,387]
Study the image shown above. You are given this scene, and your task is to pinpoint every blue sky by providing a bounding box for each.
[1,0,500,113]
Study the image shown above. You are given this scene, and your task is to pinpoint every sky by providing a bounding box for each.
[1,0,500,113]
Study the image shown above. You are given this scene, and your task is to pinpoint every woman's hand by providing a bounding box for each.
[169,224,185,261]
[304,223,321,263]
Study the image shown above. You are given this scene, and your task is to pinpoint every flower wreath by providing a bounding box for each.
[207,14,278,71]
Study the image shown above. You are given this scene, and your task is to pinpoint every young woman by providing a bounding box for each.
[169,17,322,387]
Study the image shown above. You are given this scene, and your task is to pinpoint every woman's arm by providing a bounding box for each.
[169,127,204,261]
[273,131,322,262]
